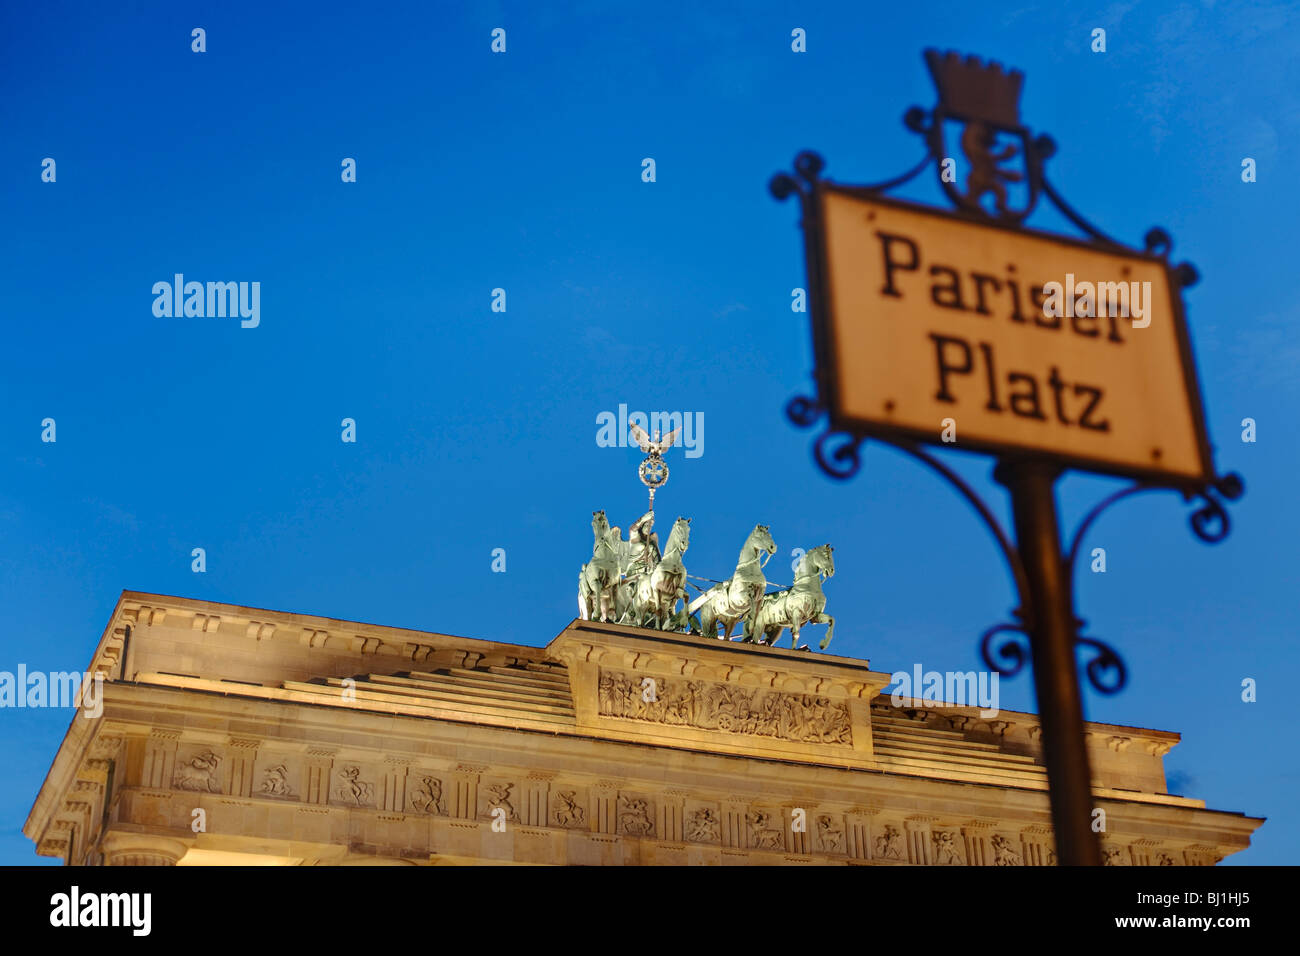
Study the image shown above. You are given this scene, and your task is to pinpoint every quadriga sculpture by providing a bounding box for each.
[750,543,836,650]
[628,516,691,630]
[578,510,621,622]
[688,524,777,641]
[578,509,836,652]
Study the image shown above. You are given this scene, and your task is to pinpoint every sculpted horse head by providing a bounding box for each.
[799,543,834,580]
[663,516,691,556]
[743,524,777,565]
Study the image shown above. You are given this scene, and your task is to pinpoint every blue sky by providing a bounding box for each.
[2,1,1295,864]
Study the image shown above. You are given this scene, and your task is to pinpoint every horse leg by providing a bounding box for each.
[815,613,835,650]
[670,592,689,631]
[686,605,703,635]
[699,605,715,640]
[743,586,764,641]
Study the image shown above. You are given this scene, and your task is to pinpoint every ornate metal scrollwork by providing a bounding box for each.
[980,621,1031,679]
[1065,473,1246,578]
[773,48,1245,698]
[1075,629,1127,695]
[813,431,864,481]
[786,396,862,480]
[980,618,1124,695]
[784,394,823,428]
[1189,473,1244,544]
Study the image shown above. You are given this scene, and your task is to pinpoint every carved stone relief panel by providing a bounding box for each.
[684,802,722,844]
[331,763,377,808]
[617,793,655,837]
[550,786,588,829]
[991,832,1023,866]
[746,807,785,850]
[1102,843,1127,866]
[478,781,520,822]
[172,746,223,794]
[597,668,851,745]
[873,822,905,861]
[407,772,447,815]
[931,828,965,865]
[815,813,846,855]
[256,755,300,800]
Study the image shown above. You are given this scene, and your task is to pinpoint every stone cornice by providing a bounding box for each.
[883,695,1182,753]
[105,590,538,682]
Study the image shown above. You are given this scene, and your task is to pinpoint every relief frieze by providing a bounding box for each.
[597,668,852,745]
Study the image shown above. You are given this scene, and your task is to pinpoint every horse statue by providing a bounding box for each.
[689,524,776,640]
[628,517,691,630]
[750,543,836,650]
[578,510,622,622]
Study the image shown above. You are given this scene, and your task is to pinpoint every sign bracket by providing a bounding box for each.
[771,49,1244,866]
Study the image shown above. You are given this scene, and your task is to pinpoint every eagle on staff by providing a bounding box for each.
[630,422,677,514]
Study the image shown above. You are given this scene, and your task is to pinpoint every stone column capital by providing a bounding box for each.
[101,830,191,866]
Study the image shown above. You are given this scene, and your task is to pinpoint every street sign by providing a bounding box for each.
[774,47,1243,868]
[809,186,1214,485]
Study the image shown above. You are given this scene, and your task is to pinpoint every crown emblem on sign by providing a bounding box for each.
[924,49,1024,127]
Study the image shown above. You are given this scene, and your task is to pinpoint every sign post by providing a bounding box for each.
[772,50,1243,865]
[995,457,1101,865]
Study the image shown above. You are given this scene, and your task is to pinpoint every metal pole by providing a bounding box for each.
[995,458,1103,866]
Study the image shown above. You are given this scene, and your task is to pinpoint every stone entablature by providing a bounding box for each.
[551,621,887,770]
[31,698,1253,866]
[24,592,1264,866]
